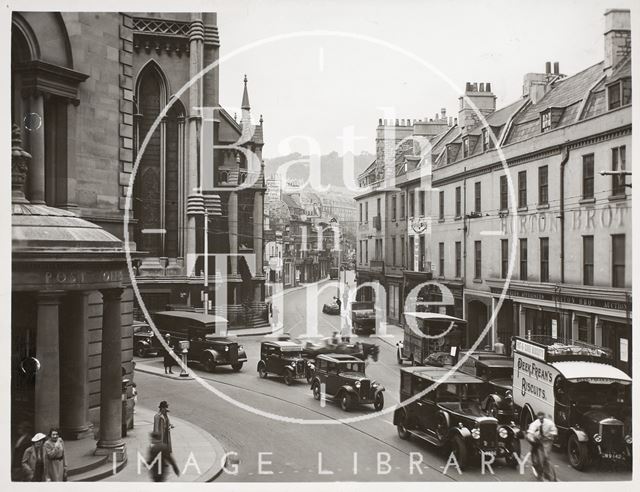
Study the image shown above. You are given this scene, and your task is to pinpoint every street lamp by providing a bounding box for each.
[187,192,222,315]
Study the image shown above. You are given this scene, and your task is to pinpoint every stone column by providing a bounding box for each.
[34,291,62,433]
[60,292,91,439]
[253,191,264,300]
[28,93,46,204]
[96,288,125,458]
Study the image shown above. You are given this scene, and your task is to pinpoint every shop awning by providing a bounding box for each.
[550,361,632,384]
[404,312,466,324]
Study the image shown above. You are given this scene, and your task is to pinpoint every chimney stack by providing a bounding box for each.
[441,108,447,120]
[485,83,491,92]
[459,81,496,133]
[604,9,631,72]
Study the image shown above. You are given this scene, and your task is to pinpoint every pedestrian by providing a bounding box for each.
[163,334,175,374]
[21,433,47,482]
[153,400,174,453]
[493,337,506,355]
[12,421,32,481]
[526,411,558,481]
[43,427,67,481]
[148,432,180,482]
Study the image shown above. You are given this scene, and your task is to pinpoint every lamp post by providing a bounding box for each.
[330,217,340,297]
[187,192,222,315]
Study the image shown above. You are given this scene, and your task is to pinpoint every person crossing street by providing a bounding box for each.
[527,411,558,481]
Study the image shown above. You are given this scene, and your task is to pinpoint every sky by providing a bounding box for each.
[210,0,634,158]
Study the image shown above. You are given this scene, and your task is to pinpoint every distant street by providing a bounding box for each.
[134,273,630,482]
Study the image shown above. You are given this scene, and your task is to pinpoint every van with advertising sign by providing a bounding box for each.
[513,336,632,470]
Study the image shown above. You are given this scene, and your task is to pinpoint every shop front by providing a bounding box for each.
[487,279,632,375]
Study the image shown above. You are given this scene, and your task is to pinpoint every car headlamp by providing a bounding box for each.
[593,433,602,443]
[372,382,379,388]
[625,435,632,445]
[471,427,480,440]
[499,427,509,439]
[238,345,243,351]
[224,346,229,352]
[355,381,361,388]
[505,390,513,399]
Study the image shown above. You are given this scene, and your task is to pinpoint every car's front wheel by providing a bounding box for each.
[567,433,590,471]
[340,392,353,411]
[312,382,321,401]
[373,392,384,411]
[258,363,267,379]
[205,356,217,373]
[231,362,243,372]
[397,413,410,440]
[283,369,293,386]
[135,344,147,358]
[451,435,468,470]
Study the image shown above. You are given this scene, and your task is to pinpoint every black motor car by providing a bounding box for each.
[257,340,311,385]
[301,338,380,382]
[322,301,340,315]
[393,366,523,469]
[310,354,384,411]
[458,351,517,424]
[133,321,159,357]
[150,311,247,372]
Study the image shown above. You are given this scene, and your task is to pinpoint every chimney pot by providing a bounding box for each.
[395,119,399,125]
[545,62,551,74]
[466,82,472,92]
[441,108,447,118]
[378,118,382,125]
[479,83,485,92]
[472,83,478,92]
[454,118,458,125]
[553,62,560,75]
[486,82,491,92]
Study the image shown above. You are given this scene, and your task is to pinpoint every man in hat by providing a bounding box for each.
[147,431,180,482]
[527,411,558,481]
[163,334,175,374]
[153,401,174,453]
[21,433,47,481]
[43,428,67,481]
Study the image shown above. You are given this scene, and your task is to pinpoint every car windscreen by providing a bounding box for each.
[339,362,364,373]
[567,381,628,407]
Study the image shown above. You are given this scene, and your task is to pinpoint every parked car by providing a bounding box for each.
[133,321,159,357]
[257,340,311,385]
[150,311,247,372]
[322,300,340,315]
[423,351,456,367]
[310,354,385,411]
[393,366,523,469]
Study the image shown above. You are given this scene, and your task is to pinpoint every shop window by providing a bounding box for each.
[474,181,481,213]
[577,316,593,344]
[474,241,482,279]
[409,191,415,217]
[500,175,508,210]
[611,146,626,196]
[540,238,549,282]
[612,234,625,287]
[538,166,548,205]
[391,195,397,221]
[439,190,445,220]
[582,154,594,199]
[400,193,405,218]
[501,239,508,279]
[519,238,528,280]
[583,236,594,285]
[518,171,527,208]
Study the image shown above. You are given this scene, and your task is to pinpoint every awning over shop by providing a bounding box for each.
[551,361,632,384]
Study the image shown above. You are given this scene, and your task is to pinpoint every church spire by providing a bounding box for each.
[241,74,250,110]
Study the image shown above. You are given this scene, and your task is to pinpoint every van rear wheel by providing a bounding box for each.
[340,392,353,411]
[397,413,410,440]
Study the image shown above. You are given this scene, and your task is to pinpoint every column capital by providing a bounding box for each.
[37,290,65,303]
[101,287,124,301]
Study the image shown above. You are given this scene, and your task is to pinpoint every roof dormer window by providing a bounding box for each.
[608,78,631,110]
[463,137,470,157]
[541,110,552,132]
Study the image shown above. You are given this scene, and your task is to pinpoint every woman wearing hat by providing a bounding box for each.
[21,433,47,481]
[153,401,174,453]
[43,428,67,481]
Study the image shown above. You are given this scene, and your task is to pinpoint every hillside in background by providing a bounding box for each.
[264,151,374,195]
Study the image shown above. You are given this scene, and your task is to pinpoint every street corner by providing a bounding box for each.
[134,358,196,381]
[107,406,227,482]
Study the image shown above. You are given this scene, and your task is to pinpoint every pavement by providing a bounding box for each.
[103,405,226,482]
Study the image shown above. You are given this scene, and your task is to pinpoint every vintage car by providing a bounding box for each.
[133,321,159,357]
[322,300,341,315]
[393,366,523,469]
[257,340,312,385]
[397,312,465,366]
[310,354,385,411]
[513,336,632,470]
[150,311,247,372]
[458,351,517,424]
[301,338,380,381]
[350,301,377,335]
